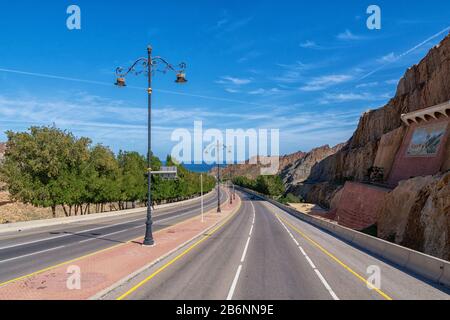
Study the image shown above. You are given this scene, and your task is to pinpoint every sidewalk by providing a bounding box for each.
[0,192,241,300]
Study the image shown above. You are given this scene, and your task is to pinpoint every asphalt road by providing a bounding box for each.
[0,188,227,284]
[107,191,450,300]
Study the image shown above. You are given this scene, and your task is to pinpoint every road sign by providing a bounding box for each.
[151,166,178,180]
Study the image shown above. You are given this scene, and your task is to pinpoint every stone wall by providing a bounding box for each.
[334,182,389,231]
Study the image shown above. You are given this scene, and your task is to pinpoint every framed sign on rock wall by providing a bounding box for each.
[407,122,448,157]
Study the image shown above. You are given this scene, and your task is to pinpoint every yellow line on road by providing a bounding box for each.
[276,214,393,301]
[117,200,242,300]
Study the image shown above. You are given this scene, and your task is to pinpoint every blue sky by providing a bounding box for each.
[0,1,449,161]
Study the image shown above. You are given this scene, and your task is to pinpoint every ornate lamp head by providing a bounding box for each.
[115,77,127,87]
[175,72,187,84]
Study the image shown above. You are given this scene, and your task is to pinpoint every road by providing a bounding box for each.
[107,191,450,300]
[0,189,227,284]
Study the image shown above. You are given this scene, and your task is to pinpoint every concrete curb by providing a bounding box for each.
[0,191,214,235]
[90,191,240,300]
[238,186,450,289]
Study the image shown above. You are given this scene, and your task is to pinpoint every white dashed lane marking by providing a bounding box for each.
[226,199,256,300]
[276,215,339,300]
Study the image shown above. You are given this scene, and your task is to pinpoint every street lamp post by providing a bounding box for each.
[205,141,230,213]
[216,140,222,213]
[115,45,187,246]
[228,166,233,205]
[231,165,236,200]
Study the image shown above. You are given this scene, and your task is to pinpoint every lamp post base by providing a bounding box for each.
[142,239,155,247]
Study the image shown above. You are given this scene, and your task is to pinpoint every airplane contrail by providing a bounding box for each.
[358,26,450,81]
[0,67,274,108]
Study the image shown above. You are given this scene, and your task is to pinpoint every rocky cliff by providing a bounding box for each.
[289,33,450,206]
[378,172,450,260]
[281,144,344,185]
[211,151,306,180]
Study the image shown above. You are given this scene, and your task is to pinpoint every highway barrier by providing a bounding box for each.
[236,186,450,289]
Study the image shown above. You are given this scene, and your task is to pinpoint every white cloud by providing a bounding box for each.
[377,52,398,64]
[356,82,379,88]
[248,88,283,96]
[216,76,252,86]
[225,88,240,93]
[300,40,318,49]
[272,61,315,83]
[216,19,228,28]
[319,92,392,104]
[337,29,363,41]
[238,51,261,63]
[385,79,398,85]
[300,74,353,91]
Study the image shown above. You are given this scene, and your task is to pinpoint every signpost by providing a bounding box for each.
[152,166,178,180]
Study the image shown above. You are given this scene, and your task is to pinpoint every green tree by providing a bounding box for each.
[84,144,121,212]
[0,126,91,217]
[233,175,285,197]
[118,151,147,209]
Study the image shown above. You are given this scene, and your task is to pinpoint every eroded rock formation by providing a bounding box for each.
[281,144,344,185]
[378,172,450,260]
[288,33,450,207]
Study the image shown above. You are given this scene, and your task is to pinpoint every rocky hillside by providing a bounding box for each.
[290,33,450,206]
[378,172,450,261]
[212,151,306,180]
[281,144,344,185]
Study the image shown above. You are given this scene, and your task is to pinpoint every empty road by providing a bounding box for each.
[107,191,450,300]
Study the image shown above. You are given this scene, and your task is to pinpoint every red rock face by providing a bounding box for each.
[334,182,389,231]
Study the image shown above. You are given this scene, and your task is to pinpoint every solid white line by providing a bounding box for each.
[227,265,242,300]
[0,234,70,251]
[0,199,217,251]
[0,245,66,264]
[0,217,145,251]
[315,269,340,300]
[241,237,251,263]
[249,225,254,236]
